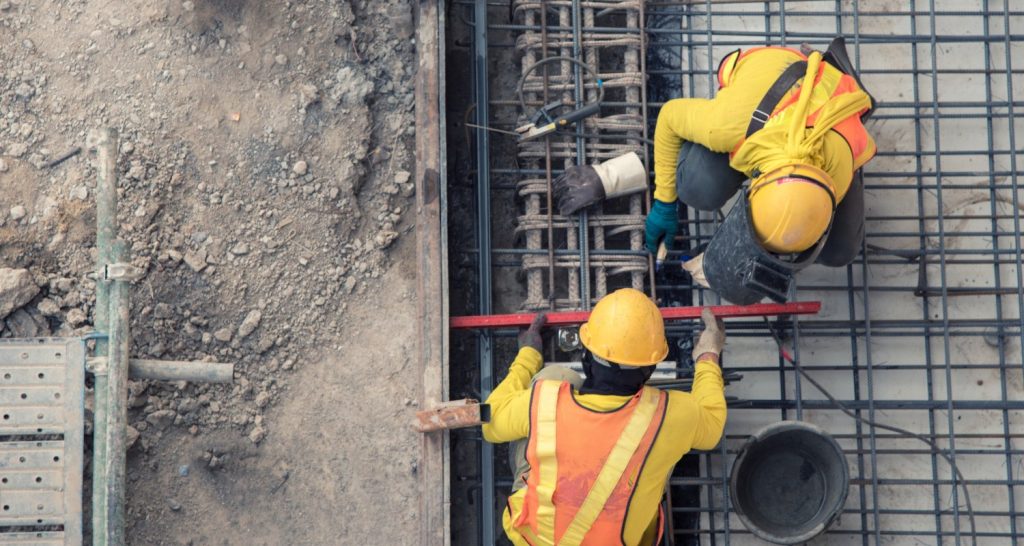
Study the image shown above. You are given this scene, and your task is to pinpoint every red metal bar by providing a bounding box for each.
[450,301,821,330]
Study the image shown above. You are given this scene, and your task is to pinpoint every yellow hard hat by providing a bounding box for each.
[579,288,668,366]
[749,164,836,254]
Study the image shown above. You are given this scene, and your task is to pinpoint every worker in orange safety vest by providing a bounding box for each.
[483,288,727,545]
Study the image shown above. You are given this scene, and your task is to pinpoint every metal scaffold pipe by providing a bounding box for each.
[86,357,235,383]
[90,127,120,546]
[101,239,131,546]
[127,359,234,383]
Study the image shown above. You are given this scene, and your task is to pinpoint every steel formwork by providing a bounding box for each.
[449,0,1024,544]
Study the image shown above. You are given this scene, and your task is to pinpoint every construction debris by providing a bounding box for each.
[0,268,39,320]
[0,0,421,542]
[237,310,262,339]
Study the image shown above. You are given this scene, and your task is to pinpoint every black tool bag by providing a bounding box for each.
[702,193,832,305]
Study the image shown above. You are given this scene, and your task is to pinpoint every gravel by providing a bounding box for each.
[0,0,419,539]
[237,310,262,339]
[0,268,39,320]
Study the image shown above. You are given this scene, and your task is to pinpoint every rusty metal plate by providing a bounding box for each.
[0,338,85,546]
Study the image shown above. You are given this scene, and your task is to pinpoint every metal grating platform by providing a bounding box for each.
[1,339,86,546]
[648,2,1024,544]
[448,0,1024,544]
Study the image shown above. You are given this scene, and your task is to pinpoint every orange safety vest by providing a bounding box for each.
[717,47,876,170]
[511,380,668,546]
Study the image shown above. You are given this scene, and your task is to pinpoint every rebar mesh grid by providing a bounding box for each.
[450,0,1024,544]
[508,0,654,311]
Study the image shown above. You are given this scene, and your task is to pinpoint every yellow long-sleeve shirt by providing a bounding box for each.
[483,348,727,546]
[653,47,855,204]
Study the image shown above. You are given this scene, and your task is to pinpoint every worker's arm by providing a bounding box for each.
[688,356,727,450]
[652,93,750,204]
[688,309,728,450]
[653,98,712,203]
[659,356,726,453]
[481,347,544,443]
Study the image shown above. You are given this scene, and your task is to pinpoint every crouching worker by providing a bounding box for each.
[483,288,727,545]
[554,38,876,304]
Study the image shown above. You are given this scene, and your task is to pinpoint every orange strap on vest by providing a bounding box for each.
[517,381,666,546]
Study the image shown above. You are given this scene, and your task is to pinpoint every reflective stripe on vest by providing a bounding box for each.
[515,380,666,546]
[721,48,875,170]
[534,380,560,541]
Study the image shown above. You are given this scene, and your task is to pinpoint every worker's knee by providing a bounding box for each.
[531,365,583,389]
[676,142,747,211]
[817,172,865,267]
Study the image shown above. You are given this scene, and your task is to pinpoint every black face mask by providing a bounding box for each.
[579,351,656,396]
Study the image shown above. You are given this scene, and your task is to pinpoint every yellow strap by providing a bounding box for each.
[802,91,873,147]
[785,52,822,153]
[533,380,561,545]
[731,53,872,178]
[557,387,662,546]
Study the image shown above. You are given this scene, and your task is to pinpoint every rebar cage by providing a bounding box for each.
[447,0,1024,544]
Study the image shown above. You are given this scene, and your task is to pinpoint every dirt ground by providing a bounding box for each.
[0,0,423,543]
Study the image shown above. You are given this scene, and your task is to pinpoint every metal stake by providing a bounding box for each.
[90,127,119,546]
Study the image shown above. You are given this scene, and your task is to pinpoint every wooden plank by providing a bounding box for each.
[415,0,449,544]
[413,399,487,433]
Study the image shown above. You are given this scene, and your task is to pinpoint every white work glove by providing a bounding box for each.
[682,253,711,288]
[693,308,726,362]
[554,152,648,216]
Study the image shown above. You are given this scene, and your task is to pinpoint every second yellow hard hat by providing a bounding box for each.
[579,288,668,367]
[749,164,836,254]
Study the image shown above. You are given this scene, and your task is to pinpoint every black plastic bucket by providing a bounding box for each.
[730,421,849,544]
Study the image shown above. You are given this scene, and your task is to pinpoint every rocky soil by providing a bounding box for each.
[1,1,423,543]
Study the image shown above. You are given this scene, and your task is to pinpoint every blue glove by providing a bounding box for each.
[645,199,679,253]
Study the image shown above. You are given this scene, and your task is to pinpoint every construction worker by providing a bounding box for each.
[554,38,875,304]
[483,288,727,545]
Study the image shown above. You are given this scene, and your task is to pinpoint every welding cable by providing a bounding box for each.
[517,55,605,116]
[465,122,522,136]
[554,129,655,146]
[762,317,978,546]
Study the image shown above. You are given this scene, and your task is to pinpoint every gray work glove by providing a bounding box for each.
[553,152,648,216]
[692,308,726,361]
[554,165,604,216]
[517,313,547,353]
